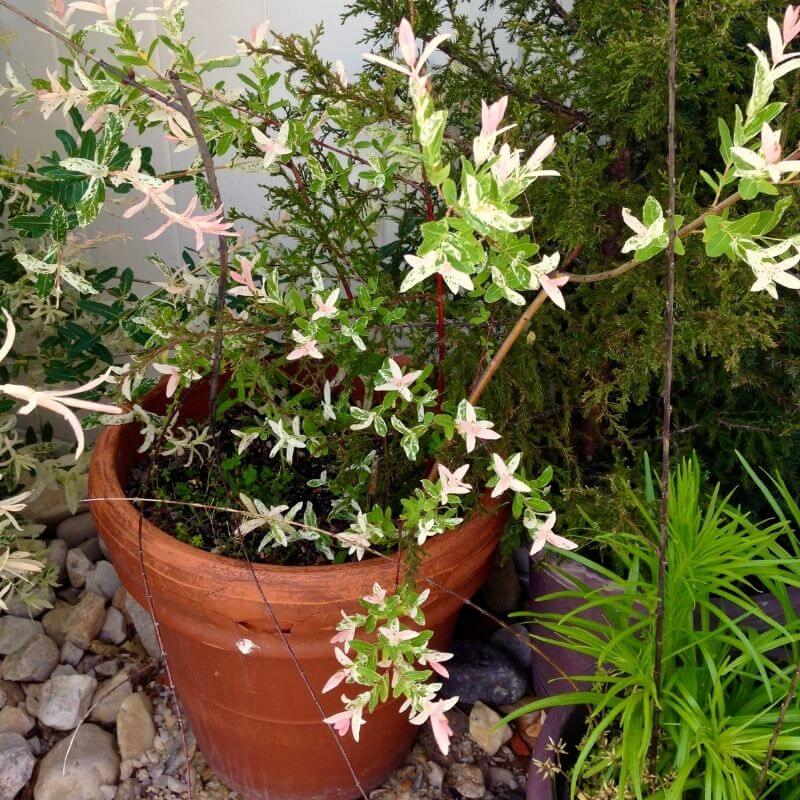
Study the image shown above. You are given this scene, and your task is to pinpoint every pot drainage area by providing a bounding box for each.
[2,510,543,800]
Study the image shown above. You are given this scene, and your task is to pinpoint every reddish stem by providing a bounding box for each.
[423,188,444,411]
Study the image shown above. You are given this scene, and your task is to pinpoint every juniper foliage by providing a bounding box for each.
[276,0,800,521]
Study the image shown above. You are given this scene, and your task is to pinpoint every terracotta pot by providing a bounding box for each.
[529,556,800,698]
[526,705,587,800]
[88,379,508,800]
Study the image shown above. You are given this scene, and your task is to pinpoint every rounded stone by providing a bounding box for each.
[34,723,119,800]
[0,732,35,800]
[37,673,97,730]
[1,635,59,682]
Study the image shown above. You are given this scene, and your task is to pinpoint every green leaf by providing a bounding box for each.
[61,267,98,295]
[718,118,732,163]
[50,205,68,244]
[76,178,105,227]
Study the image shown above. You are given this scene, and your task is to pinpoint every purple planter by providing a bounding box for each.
[528,557,609,697]
[529,556,800,698]
[526,705,587,800]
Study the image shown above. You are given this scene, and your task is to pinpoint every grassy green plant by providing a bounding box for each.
[509,455,800,799]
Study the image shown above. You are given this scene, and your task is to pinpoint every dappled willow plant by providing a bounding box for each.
[510,455,800,798]
[1,0,800,753]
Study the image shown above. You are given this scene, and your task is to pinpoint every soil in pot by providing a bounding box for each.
[89,377,509,800]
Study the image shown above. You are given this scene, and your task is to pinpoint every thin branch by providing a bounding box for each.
[648,0,679,778]
[468,243,582,405]
[438,41,588,124]
[755,661,800,797]
[168,73,232,437]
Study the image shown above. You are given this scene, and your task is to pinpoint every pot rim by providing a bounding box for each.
[88,380,506,581]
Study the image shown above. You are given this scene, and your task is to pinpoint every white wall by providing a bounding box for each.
[0,0,382,279]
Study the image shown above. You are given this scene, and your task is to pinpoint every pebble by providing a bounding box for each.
[66,548,93,589]
[426,761,445,791]
[468,701,513,756]
[65,592,106,649]
[24,684,41,716]
[42,605,73,647]
[442,641,528,707]
[56,512,97,548]
[117,692,156,761]
[45,539,68,583]
[85,561,121,601]
[21,480,75,527]
[90,671,133,725]
[0,616,44,655]
[122,592,162,659]
[37,673,97,730]
[99,607,127,645]
[0,732,35,800]
[0,706,34,737]
[78,537,105,563]
[61,640,85,667]
[34,723,119,800]
[0,683,22,708]
[489,766,518,790]
[95,660,120,678]
[1,635,59,682]
[490,623,533,671]
[3,586,54,619]
[448,763,485,799]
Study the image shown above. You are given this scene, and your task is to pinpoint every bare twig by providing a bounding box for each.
[168,73,233,437]
[647,0,679,777]
[754,661,800,797]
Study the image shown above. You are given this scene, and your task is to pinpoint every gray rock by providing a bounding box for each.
[488,767,518,791]
[0,617,44,655]
[441,641,528,707]
[85,562,121,602]
[99,608,126,645]
[0,689,6,711]
[122,593,161,659]
[448,763,485,799]
[90,670,132,725]
[56,513,97,548]
[94,660,119,678]
[65,592,106,649]
[66,548,92,589]
[468,701,512,756]
[490,623,533,671]
[116,693,155,761]
[21,480,75,527]
[61,641,84,667]
[4,587,54,619]
[98,537,111,561]
[77,654,104,676]
[77,537,103,563]
[1,635,58,682]
[37,673,97,730]
[0,684,23,708]
[42,605,73,647]
[24,684,41,717]
[45,540,68,584]
[34,723,119,800]
[0,707,33,737]
[52,664,78,677]
[0,732,35,800]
